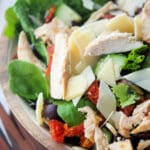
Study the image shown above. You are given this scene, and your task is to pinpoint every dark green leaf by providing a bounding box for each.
[29,32,48,65]
[142,55,150,68]
[54,97,97,126]
[77,97,97,111]
[57,101,85,126]
[8,60,50,101]
[13,0,34,33]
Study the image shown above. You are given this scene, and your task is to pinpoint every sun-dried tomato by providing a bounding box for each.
[80,135,93,149]
[45,45,54,76]
[86,80,99,104]
[45,6,56,23]
[64,123,84,137]
[49,120,85,143]
[120,104,135,116]
[49,120,65,143]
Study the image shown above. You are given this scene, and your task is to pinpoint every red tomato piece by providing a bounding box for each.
[86,80,99,104]
[49,120,65,143]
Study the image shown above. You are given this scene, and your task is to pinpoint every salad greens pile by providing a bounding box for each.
[4,0,150,149]
[4,0,109,39]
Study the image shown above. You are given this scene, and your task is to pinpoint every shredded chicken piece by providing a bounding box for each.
[142,0,150,41]
[50,33,70,99]
[17,31,46,71]
[119,112,144,137]
[78,106,102,142]
[137,140,150,150]
[86,1,118,23]
[84,32,143,56]
[109,140,133,150]
[133,100,150,115]
[119,99,150,137]
[94,127,109,150]
[131,113,150,134]
[34,17,69,43]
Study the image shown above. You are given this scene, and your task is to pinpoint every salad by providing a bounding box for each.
[4,0,150,149]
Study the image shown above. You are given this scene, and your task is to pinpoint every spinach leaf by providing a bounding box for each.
[13,0,34,33]
[8,60,50,101]
[57,101,85,126]
[4,7,21,39]
[54,97,96,126]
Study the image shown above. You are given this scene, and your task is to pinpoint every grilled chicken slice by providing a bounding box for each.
[131,114,150,134]
[17,31,46,71]
[84,32,143,56]
[142,0,150,41]
[109,140,133,150]
[137,140,150,150]
[50,33,70,99]
[116,0,147,16]
[34,17,69,43]
[119,100,150,137]
[78,106,102,142]
[133,100,150,115]
[86,1,118,23]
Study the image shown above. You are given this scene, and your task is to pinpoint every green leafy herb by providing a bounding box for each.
[53,97,96,126]
[8,60,50,101]
[112,83,138,108]
[123,45,149,71]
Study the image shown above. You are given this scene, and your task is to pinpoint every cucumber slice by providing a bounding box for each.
[55,3,82,26]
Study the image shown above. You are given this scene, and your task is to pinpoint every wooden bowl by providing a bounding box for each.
[0,36,71,150]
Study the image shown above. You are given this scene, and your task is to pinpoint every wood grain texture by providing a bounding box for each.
[0,36,71,150]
